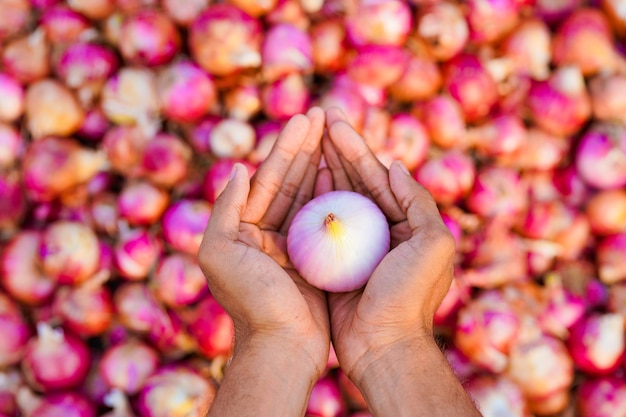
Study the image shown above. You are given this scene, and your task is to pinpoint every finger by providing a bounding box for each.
[242,113,312,225]
[314,167,334,197]
[261,107,325,231]
[328,120,405,223]
[322,135,353,191]
[200,163,250,251]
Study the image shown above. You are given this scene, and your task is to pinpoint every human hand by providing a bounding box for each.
[198,107,330,378]
[320,107,456,385]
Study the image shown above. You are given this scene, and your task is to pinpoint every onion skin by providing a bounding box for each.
[287,190,390,292]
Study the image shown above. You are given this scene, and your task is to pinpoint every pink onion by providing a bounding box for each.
[361,106,390,153]
[388,53,442,102]
[152,253,208,308]
[100,389,136,417]
[157,60,217,123]
[39,220,100,285]
[90,193,119,236]
[135,366,216,417]
[0,171,25,233]
[185,116,221,154]
[119,9,180,66]
[39,6,90,43]
[568,312,625,375]
[67,0,115,19]
[1,231,56,306]
[114,0,157,14]
[187,295,234,359]
[375,113,429,171]
[444,54,498,123]
[539,276,586,339]
[99,341,159,395]
[463,374,529,417]
[261,23,313,82]
[345,0,412,47]
[577,376,626,417]
[189,4,263,76]
[0,291,31,367]
[265,0,310,27]
[0,73,25,123]
[502,18,552,80]
[526,65,591,137]
[209,118,256,159]
[118,180,169,226]
[597,233,626,284]
[146,308,196,358]
[306,374,346,417]
[585,189,626,235]
[466,166,527,224]
[466,114,526,158]
[553,163,592,207]
[466,0,520,44]
[139,132,192,188]
[287,190,390,292]
[113,283,166,334]
[77,107,111,142]
[1,29,50,84]
[414,2,468,61]
[0,0,30,41]
[310,19,348,74]
[413,95,466,149]
[576,123,626,190]
[589,72,626,124]
[603,0,626,36]
[223,81,261,121]
[22,391,96,417]
[414,150,475,205]
[113,227,161,281]
[434,277,470,326]
[318,85,367,132]
[346,45,408,88]
[534,0,583,24]
[101,126,149,178]
[552,8,617,76]
[161,199,211,256]
[496,128,569,171]
[22,323,91,392]
[261,73,310,120]
[0,369,22,417]
[161,0,208,26]
[25,79,85,139]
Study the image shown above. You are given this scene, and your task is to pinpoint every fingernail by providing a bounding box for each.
[229,163,239,181]
[395,160,410,176]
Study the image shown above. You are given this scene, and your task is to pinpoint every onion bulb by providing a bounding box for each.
[287,190,390,292]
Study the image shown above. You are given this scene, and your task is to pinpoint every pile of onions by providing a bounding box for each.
[1,1,626,416]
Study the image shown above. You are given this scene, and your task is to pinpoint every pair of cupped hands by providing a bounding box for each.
[198,106,456,386]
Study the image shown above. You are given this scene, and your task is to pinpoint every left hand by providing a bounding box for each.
[198,107,330,377]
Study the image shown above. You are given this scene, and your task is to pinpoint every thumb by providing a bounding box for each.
[204,163,250,242]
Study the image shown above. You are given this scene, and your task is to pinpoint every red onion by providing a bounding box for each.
[319,85,367,132]
[375,112,429,170]
[77,107,111,142]
[261,73,310,120]
[502,18,552,80]
[306,374,346,417]
[552,8,617,76]
[1,29,50,84]
[135,366,215,417]
[139,133,192,188]
[454,289,520,372]
[414,150,475,205]
[99,340,159,395]
[576,123,626,190]
[444,54,498,123]
[597,232,626,284]
[0,0,30,41]
[506,331,574,415]
[463,374,529,417]
[0,292,31,367]
[187,295,234,359]
[39,220,100,285]
[261,23,313,82]
[466,0,520,44]
[526,65,591,137]
[496,128,569,171]
[345,0,412,46]
[287,191,390,292]
[67,0,115,19]
[539,275,586,339]
[589,72,626,124]
[25,79,85,139]
[310,19,348,74]
[346,45,408,88]
[189,4,263,76]
[466,166,527,224]
[388,53,441,102]
[553,163,592,207]
[21,391,96,417]
[39,6,90,44]
[119,9,180,66]
[185,115,221,154]
[0,73,25,123]
[101,126,149,178]
[118,180,169,226]
[161,0,208,26]
[1,231,56,306]
[0,171,25,234]
[577,376,626,417]
[152,253,208,308]
[585,189,626,235]
[265,0,310,27]
[534,0,583,24]
[223,81,261,121]
[414,2,468,61]
[114,0,157,14]
[147,308,196,358]
[202,158,256,203]
[360,106,390,153]
[22,323,91,392]
[413,95,466,149]
[113,283,165,334]
[101,67,159,137]
[0,369,22,417]
[466,113,526,158]
[157,60,216,123]
[161,199,211,256]
[114,227,161,281]
[53,275,114,337]
[90,193,119,236]
[568,312,625,375]
[209,118,256,159]
[332,73,387,107]
[100,389,136,417]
